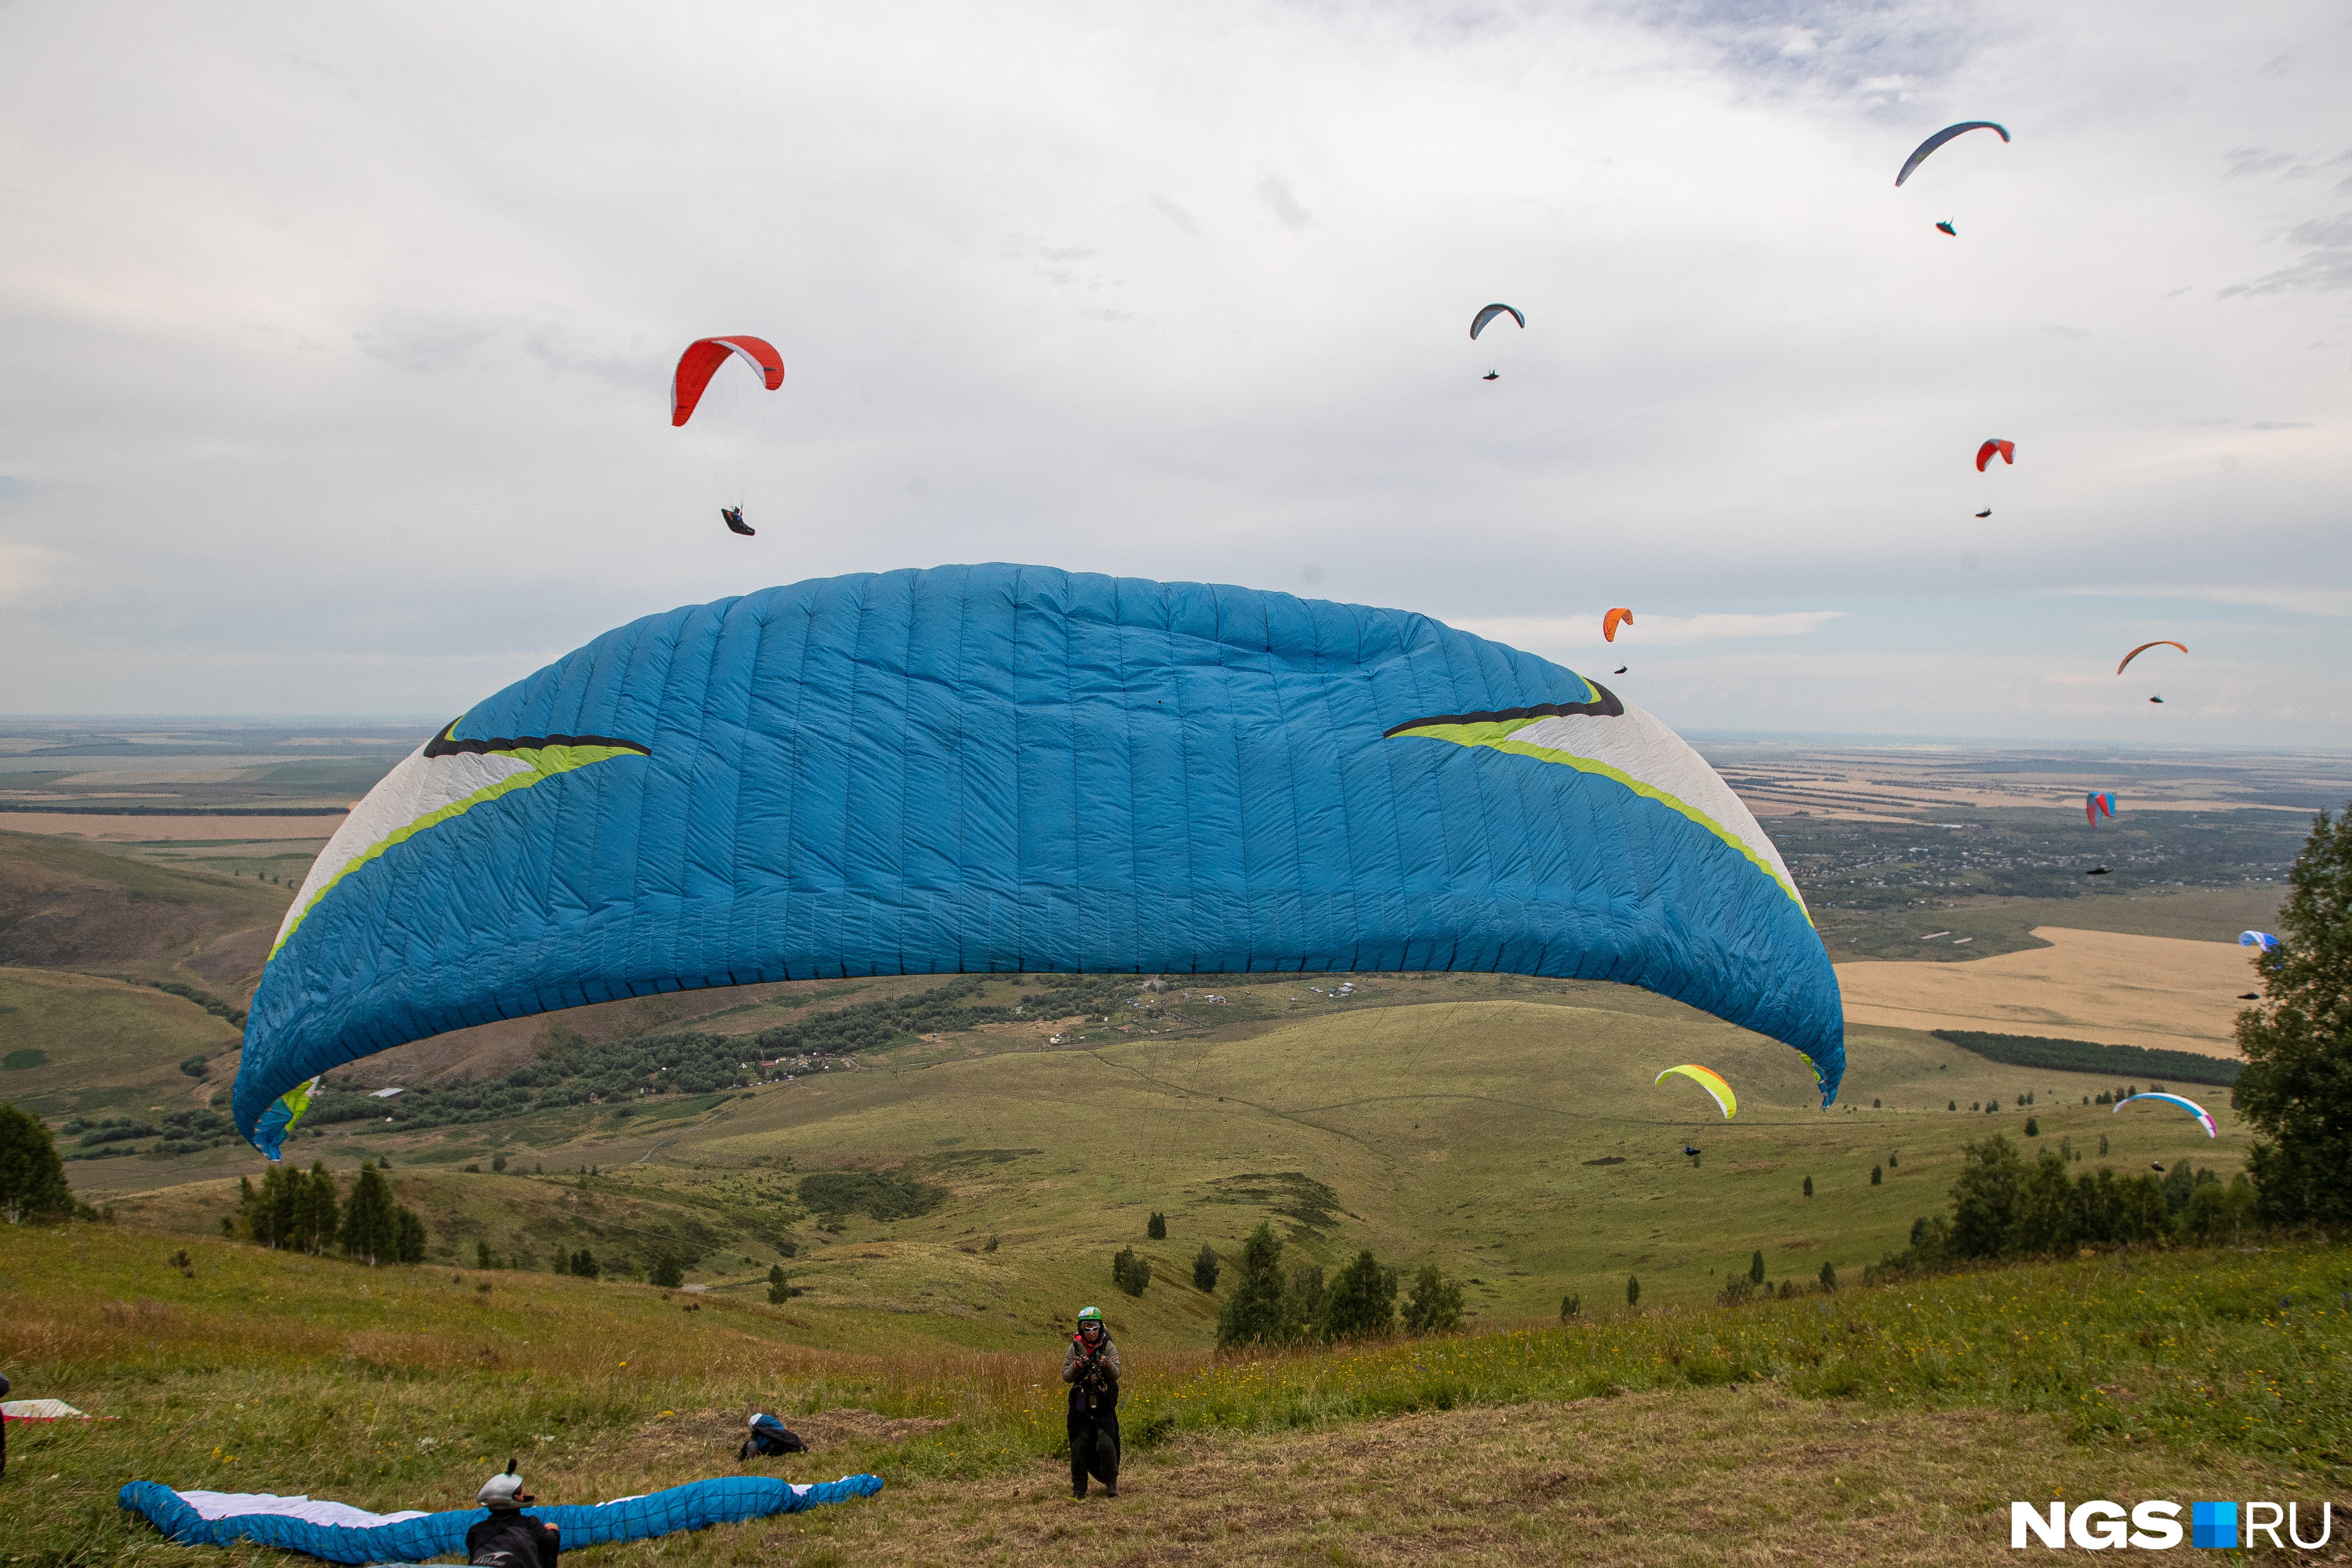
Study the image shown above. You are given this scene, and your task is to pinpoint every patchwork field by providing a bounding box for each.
[1836,927,2260,1053]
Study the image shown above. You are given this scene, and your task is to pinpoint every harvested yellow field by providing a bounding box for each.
[0,811,344,840]
[1836,925,2259,1054]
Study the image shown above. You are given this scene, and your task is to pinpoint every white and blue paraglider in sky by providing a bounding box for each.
[2239,931,2279,953]
[232,564,1846,1149]
[2113,1091,2217,1138]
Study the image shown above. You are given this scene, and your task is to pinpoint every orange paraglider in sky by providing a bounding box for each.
[1974,439,2014,472]
[2116,641,2187,675]
[1602,608,1634,643]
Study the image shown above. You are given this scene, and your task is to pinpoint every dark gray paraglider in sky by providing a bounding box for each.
[1895,122,2010,187]
[1470,303,1526,339]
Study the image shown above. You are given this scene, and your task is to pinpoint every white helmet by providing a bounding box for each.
[478,1464,532,1510]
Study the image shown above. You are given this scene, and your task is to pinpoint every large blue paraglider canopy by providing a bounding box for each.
[234,564,1844,1145]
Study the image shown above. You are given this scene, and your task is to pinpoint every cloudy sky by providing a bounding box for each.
[2,0,2345,744]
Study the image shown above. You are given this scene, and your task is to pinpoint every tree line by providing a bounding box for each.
[228,1160,429,1265]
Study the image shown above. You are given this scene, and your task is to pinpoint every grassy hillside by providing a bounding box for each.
[74,985,2253,1341]
[0,967,242,1120]
[0,828,291,985]
[0,1219,2339,1564]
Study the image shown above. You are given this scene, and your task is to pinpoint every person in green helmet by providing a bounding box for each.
[1061,1305,1121,1498]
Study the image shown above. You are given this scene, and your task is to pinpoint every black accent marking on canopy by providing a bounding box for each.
[424,720,652,758]
[1382,683,1624,739]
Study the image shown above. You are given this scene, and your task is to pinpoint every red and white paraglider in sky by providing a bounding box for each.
[671,336,785,536]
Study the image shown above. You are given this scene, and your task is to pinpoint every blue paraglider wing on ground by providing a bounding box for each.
[121,1474,884,1563]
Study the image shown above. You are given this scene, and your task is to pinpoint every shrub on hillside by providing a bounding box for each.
[1147,1210,1167,1240]
[1112,1245,1151,1298]
[1192,1243,1220,1293]
[0,1102,71,1225]
[1625,1275,1640,1308]
[797,1169,946,1223]
[650,1250,686,1288]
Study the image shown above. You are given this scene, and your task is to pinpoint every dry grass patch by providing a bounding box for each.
[756,1387,2331,1567]
[1837,927,2257,1052]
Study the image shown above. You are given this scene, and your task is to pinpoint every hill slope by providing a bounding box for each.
[90,983,2250,1344]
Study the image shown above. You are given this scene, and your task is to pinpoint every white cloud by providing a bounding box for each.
[1455,612,1846,651]
[0,0,2343,740]
[2056,584,2352,617]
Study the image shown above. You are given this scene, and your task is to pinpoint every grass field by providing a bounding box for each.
[74,989,2258,1345]
[1,1221,2342,1564]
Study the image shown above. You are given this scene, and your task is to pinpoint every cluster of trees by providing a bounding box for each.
[145,978,246,1028]
[1212,1222,1465,1347]
[58,1107,241,1161]
[554,1248,603,1278]
[231,1160,428,1265]
[1931,1029,2241,1088]
[1870,1138,2256,1280]
[1716,1248,1838,1305]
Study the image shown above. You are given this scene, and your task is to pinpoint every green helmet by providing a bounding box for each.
[1076,1305,1104,1323]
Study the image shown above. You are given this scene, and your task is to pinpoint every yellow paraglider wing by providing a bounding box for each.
[1655,1064,1737,1119]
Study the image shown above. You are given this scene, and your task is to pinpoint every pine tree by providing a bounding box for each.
[1146,1210,1167,1240]
[339,1163,399,1265]
[0,1102,71,1225]
[1625,1275,1641,1308]
[1214,1221,1290,1348]
[2234,806,2352,1225]
[649,1249,684,1288]
[1192,1243,1221,1293]
[1402,1265,1465,1334]
[290,1162,339,1254]
[1318,1250,1396,1341]
[1112,1245,1151,1297]
[768,1263,790,1303]
[1802,1174,1813,1197]
[1748,1249,1766,1286]
[393,1207,427,1264]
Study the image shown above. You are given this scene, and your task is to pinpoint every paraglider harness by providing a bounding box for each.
[1067,1329,1117,1417]
[739,1413,808,1460]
